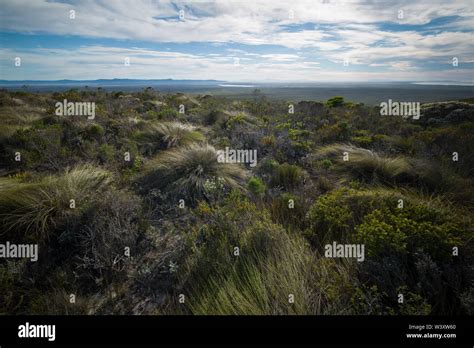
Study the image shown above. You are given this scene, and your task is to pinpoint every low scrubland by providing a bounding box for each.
[0,89,472,315]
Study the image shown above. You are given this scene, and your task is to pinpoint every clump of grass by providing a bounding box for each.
[186,230,315,315]
[138,144,247,202]
[316,143,417,184]
[134,122,204,154]
[270,163,304,190]
[0,165,111,242]
[316,143,470,199]
[151,122,205,148]
[179,192,355,315]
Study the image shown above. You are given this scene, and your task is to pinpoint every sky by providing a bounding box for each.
[0,0,473,83]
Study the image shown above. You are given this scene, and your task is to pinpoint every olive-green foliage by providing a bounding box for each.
[247,176,266,197]
[308,188,465,255]
[269,192,309,230]
[6,124,67,170]
[354,205,463,261]
[85,123,105,140]
[270,162,303,190]
[307,188,471,314]
[326,96,345,107]
[0,90,472,316]
[98,144,115,163]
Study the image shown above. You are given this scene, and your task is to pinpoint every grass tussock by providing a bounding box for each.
[179,193,356,315]
[138,144,247,201]
[314,143,469,198]
[0,165,111,242]
[316,143,412,183]
[140,121,205,149]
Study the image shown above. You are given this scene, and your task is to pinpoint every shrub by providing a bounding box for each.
[351,135,373,147]
[158,107,180,120]
[354,206,463,261]
[98,144,114,163]
[321,159,333,170]
[326,96,345,107]
[138,144,247,202]
[226,114,247,130]
[204,109,220,125]
[260,135,276,147]
[257,158,279,176]
[269,192,309,230]
[85,123,105,140]
[6,125,66,170]
[308,189,355,244]
[67,189,145,288]
[247,176,266,197]
[307,187,470,314]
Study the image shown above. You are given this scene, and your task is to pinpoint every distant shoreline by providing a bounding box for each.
[1,81,472,105]
[411,82,474,86]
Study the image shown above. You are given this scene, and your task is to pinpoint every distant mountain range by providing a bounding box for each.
[0,79,226,86]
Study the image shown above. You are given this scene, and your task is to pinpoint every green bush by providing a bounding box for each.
[98,144,114,163]
[326,96,345,107]
[354,205,463,261]
[351,135,373,147]
[85,123,105,140]
[247,176,266,197]
[308,189,355,244]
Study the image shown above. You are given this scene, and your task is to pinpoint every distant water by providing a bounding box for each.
[412,82,474,86]
[1,81,473,105]
[219,84,256,88]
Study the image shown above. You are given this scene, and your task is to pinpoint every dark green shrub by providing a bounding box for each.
[85,123,105,140]
[269,192,309,230]
[326,96,345,107]
[247,176,266,197]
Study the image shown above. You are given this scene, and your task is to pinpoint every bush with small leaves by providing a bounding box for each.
[247,176,266,197]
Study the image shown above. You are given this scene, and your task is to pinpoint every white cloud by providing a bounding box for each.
[0,0,472,81]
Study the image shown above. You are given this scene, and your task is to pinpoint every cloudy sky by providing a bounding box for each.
[0,0,473,82]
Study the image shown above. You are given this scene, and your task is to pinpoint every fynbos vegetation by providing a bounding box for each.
[0,89,472,316]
